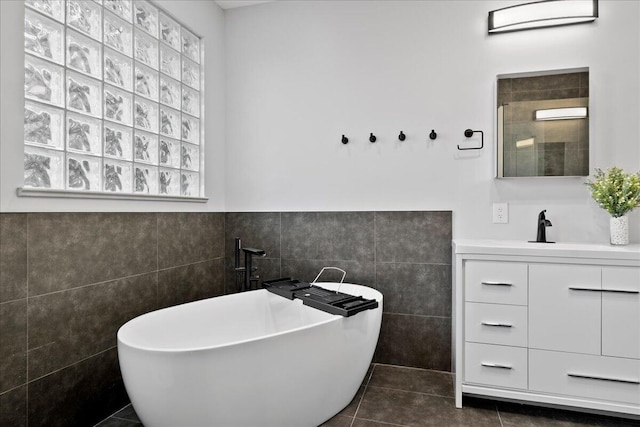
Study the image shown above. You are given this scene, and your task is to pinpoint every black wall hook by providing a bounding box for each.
[341,135,349,144]
[398,131,406,141]
[369,133,377,143]
[458,129,484,150]
[429,129,437,140]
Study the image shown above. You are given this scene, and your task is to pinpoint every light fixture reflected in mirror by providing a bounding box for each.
[535,107,588,121]
[488,0,598,34]
[516,138,535,148]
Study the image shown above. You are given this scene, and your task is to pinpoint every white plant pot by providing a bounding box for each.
[609,215,629,245]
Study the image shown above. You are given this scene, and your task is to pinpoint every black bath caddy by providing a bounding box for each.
[263,278,378,317]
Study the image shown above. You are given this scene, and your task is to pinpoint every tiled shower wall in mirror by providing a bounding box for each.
[0,213,225,426]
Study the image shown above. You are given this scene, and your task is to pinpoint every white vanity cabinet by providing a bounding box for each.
[453,240,640,418]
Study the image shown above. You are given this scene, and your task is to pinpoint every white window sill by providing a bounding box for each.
[17,187,208,203]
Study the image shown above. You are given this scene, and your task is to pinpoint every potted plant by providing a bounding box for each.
[586,167,640,245]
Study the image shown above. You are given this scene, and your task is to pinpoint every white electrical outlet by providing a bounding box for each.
[493,203,509,224]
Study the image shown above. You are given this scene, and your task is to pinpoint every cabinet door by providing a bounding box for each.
[602,267,640,359]
[529,264,601,355]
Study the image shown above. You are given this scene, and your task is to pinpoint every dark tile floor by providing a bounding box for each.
[96,364,640,427]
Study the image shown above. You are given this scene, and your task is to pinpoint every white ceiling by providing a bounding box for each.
[215,1,274,10]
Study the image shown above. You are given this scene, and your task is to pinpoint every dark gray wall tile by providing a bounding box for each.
[356,387,500,427]
[376,211,451,264]
[28,213,157,296]
[282,212,374,262]
[0,214,28,302]
[225,212,281,260]
[511,73,580,92]
[158,213,225,269]
[375,263,451,316]
[28,348,128,427]
[374,314,451,371]
[281,259,375,287]
[28,273,157,379]
[158,258,225,308]
[0,300,27,393]
[0,385,27,427]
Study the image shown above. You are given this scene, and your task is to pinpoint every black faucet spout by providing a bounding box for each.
[532,210,554,243]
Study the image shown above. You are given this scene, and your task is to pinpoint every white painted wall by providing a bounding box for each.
[0,0,226,212]
[224,0,640,243]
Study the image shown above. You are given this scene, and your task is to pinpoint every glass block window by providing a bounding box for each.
[23,0,202,197]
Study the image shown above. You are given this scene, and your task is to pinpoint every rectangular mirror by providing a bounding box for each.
[497,68,589,178]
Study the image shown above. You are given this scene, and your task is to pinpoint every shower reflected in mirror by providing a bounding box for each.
[496,68,589,178]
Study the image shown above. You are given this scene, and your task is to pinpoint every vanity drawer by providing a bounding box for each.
[465,302,527,347]
[465,342,527,390]
[464,261,527,305]
[529,349,640,405]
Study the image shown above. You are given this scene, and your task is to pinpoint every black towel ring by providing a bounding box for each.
[458,129,483,150]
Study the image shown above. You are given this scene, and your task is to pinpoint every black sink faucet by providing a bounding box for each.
[532,210,554,243]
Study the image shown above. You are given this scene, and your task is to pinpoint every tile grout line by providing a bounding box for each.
[372,362,454,375]
[26,257,222,301]
[0,297,30,306]
[156,213,159,310]
[279,212,282,278]
[382,312,451,319]
[364,384,455,400]
[496,404,504,427]
[349,364,375,427]
[26,213,30,427]
[28,270,161,299]
[27,345,117,385]
[373,212,376,293]
[354,418,407,427]
[94,404,134,427]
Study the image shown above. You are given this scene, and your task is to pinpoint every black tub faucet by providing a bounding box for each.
[243,247,266,291]
[531,210,554,243]
[234,238,267,291]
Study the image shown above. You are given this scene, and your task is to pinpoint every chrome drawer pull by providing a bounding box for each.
[481,281,513,286]
[569,287,640,294]
[481,362,512,370]
[481,321,513,328]
[601,288,640,294]
[567,372,640,385]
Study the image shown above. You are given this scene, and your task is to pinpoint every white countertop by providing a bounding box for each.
[453,239,640,262]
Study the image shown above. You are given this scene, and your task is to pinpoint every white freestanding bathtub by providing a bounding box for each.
[117,282,383,427]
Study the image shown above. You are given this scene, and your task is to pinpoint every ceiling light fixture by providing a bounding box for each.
[488,0,598,34]
[535,107,588,120]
